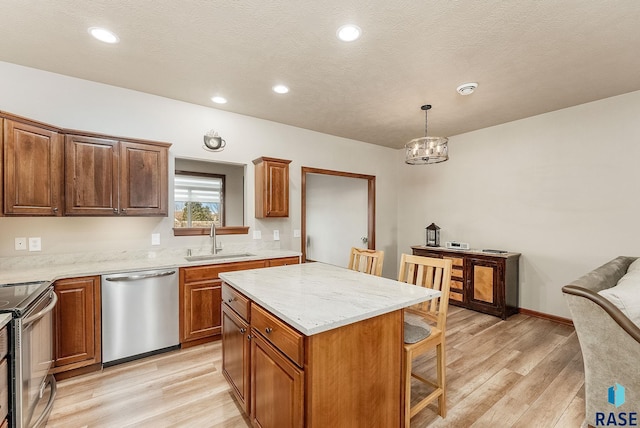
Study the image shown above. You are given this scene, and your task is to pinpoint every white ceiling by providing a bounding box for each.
[2,1,640,149]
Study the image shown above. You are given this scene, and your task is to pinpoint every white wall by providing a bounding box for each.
[397,90,640,318]
[0,61,399,275]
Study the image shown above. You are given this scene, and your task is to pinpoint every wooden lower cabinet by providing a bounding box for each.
[222,283,402,428]
[180,257,299,346]
[412,246,520,319]
[251,332,304,428]
[222,304,251,413]
[52,276,101,375]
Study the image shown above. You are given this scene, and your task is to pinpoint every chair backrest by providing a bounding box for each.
[397,254,452,330]
[348,247,385,276]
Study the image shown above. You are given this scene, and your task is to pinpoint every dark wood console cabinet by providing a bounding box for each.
[412,246,520,319]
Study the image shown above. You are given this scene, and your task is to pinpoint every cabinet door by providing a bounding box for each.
[119,142,168,216]
[251,332,304,428]
[264,160,289,217]
[222,304,250,413]
[3,120,63,215]
[65,135,119,215]
[466,258,503,313]
[180,279,222,343]
[53,276,101,368]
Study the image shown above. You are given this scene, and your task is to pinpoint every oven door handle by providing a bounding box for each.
[24,291,58,325]
[30,374,57,428]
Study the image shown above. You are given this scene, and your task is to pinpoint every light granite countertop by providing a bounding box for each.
[0,313,11,329]
[220,262,440,336]
[0,248,301,285]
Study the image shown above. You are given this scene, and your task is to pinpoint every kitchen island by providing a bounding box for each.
[219,262,440,428]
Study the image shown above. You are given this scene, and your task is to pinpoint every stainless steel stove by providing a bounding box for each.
[0,281,57,428]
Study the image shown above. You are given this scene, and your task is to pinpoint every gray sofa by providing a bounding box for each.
[563,256,640,427]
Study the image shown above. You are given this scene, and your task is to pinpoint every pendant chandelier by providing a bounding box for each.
[405,104,448,165]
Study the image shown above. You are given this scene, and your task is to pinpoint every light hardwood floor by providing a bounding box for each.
[45,307,584,428]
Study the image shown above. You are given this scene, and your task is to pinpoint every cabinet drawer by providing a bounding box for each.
[251,304,304,367]
[268,256,300,267]
[450,291,463,302]
[222,284,250,322]
[183,260,267,282]
[451,279,464,292]
[443,256,464,267]
[0,326,7,361]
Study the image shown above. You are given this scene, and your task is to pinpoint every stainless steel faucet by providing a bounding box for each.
[210,223,219,254]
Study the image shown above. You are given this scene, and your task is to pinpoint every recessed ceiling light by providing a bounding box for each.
[456,82,478,95]
[88,27,119,44]
[337,24,362,42]
[211,96,228,104]
[272,85,289,94]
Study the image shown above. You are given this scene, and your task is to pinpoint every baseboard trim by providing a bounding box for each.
[518,308,574,326]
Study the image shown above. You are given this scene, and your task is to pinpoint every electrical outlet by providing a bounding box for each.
[15,237,27,251]
[273,230,280,241]
[253,230,262,240]
[28,237,42,252]
[293,229,301,238]
[151,233,161,245]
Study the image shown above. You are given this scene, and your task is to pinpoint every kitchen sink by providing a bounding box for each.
[184,253,256,262]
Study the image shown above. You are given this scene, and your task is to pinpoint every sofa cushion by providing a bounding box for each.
[627,258,640,273]
[598,270,640,327]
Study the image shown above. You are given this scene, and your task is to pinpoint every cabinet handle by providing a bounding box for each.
[52,207,58,213]
[265,327,273,334]
[121,208,127,214]
[239,328,246,334]
[113,208,119,214]
[247,334,252,341]
[227,297,236,303]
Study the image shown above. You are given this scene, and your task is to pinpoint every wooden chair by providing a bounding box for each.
[397,254,452,427]
[347,247,385,276]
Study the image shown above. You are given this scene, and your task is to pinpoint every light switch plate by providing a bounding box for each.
[151,233,160,245]
[253,230,262,240]
[15,237,27,251]
[273,230,280,241]
[28,237,42,252]
[293,229,301,238]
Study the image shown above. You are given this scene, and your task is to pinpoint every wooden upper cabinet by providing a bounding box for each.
[119,141,168,216]
[65,135,119,215]
[65,136,169,216]
[253,157,291,218]
[2,118,63,216]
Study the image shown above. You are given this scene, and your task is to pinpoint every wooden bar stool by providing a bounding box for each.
[347,247,385,276]
[397,254,452,427]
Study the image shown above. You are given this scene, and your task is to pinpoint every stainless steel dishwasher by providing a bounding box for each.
[101,269,179,366]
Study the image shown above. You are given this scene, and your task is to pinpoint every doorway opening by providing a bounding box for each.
[301,167,376,264]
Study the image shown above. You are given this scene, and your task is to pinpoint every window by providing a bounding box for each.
[174,171,225,228]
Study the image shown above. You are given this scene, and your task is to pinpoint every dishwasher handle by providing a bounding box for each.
[104,270,176,282]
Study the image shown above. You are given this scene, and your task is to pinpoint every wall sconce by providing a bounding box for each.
[203,129,226,152]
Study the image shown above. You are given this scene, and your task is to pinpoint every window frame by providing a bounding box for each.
[173,170,248,236]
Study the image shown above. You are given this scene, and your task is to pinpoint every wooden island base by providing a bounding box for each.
[222,284,404,428]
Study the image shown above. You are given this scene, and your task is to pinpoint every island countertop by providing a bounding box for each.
[219,262,440,336]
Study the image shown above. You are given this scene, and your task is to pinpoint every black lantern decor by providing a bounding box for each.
[425,223,441,247]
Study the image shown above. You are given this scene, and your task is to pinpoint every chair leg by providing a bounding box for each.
[403,347,412,428]
[436,341,446,417]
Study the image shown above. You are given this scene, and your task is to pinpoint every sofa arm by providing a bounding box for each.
[563,287,640,426]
